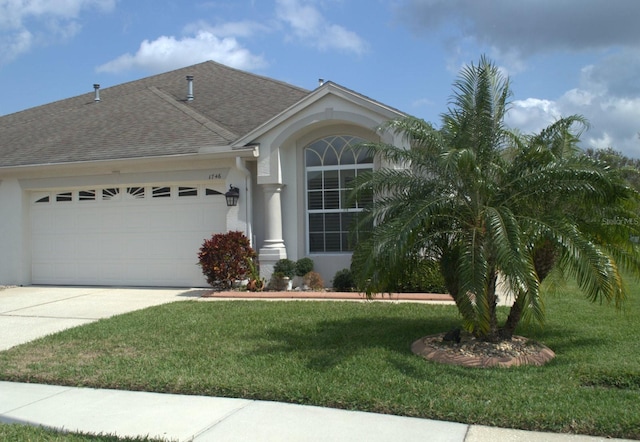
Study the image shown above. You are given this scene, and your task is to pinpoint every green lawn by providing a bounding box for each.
[1,281,639,440]
[0,423,163,441]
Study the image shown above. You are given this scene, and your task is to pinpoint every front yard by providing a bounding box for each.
[0,280,638,439]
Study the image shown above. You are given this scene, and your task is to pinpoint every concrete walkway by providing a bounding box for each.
[0,286,632,441]
[0,286,203,351]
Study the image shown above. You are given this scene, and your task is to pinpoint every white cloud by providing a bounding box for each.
[0,0,115,63]
[505,71,640,158]
[275,0,368,55]
[97,30,268,74]
[97,1,367,75]
[183,19,270,39]
[0,28,32,62]
[506,98,561,134]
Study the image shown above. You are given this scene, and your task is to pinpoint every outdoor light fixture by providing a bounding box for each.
[225,185,240,207]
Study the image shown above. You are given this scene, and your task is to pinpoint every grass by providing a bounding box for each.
[0,423,164,441]
[1,281,639,440]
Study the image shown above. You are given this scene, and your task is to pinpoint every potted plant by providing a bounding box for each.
[273,259,296,290]
[294,258,314,287]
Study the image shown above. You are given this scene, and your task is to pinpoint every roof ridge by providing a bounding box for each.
[148,85,238,143]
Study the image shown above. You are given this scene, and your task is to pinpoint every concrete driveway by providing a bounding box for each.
[0,286,204,351]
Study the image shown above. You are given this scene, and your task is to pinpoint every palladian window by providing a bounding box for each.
[305,135,373,253]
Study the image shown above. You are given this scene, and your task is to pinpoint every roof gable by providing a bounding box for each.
[232,81,407,147]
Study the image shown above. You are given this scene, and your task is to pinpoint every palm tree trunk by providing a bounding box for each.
[499,295,524,340]
[485,269,500,342]
[533,240,558,282]
[499,241,558,339]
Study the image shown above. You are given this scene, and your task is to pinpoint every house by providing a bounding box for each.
[0,61,406,288]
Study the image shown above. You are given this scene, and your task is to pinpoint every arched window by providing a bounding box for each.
[305,135,373,253]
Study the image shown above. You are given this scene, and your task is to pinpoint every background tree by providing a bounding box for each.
[584,147,640,191]
[351,56,640,342]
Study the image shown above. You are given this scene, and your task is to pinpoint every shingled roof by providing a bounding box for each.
[0,61,311,168]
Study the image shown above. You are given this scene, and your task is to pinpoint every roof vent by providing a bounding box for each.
[186,75,194,101]
[93,84,101,102]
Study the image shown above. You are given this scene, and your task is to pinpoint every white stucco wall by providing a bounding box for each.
[0,178,29,285]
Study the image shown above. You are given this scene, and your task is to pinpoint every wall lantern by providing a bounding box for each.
[225,185,240,207]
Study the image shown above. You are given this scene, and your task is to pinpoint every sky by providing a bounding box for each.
[1,0,639,157]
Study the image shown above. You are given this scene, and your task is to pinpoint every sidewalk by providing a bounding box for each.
[1,381,631,442]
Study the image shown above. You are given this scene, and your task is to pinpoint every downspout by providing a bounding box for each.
[236,156,253,247]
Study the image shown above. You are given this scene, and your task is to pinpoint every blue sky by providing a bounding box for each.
[1,0,640,157]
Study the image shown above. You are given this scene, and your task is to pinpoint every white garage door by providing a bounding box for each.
[31,184,227,287]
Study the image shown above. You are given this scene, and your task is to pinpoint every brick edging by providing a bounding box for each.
[201,291,454,302]
[411,334,556,368]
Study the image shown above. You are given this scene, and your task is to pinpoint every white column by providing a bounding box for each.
[259,183,287,278]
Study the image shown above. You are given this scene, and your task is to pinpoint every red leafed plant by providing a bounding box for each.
[198,231,256,290]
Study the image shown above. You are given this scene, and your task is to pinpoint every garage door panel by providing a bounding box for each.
[75,262,101,284]
[31,186,227,287]
[75,207,101,230]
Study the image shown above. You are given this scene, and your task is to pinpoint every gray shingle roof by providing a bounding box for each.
[0,61,311,167]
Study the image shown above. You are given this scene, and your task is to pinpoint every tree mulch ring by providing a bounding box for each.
[411,332,555,368]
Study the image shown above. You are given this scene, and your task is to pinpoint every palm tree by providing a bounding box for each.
[351,56,640,342]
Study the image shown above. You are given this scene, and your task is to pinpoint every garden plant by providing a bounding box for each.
[197,231,256,290]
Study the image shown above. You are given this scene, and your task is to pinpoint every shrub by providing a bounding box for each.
[295,257,314,277]
[303,271,324,290]
[395,259,447,293]
[332,268,355,292]
[273,258,296,279]
[197,231,256,290]
[268,272,289,291]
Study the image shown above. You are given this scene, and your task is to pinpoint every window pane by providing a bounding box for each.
[127,187,145,199]
[332,136,347,159]
[341,212,354,231]
[341,170,356,208]
[152,186,171,198]
[325,233,341,252]
[178,187,197,197]
[340,147,356,165]
[309,233,324,252]
[342,233,354,251]
[324,170,339,189]
[325,213,341,232]
[307,171,322,190]
[103,188,120,200]
[79,190,96,201]
[324,146,339,166]
[340,169,355,189]
[341,189,353,209]
[309,213,324,232]
[306,148,322,167]
[56,192,72,202]
[356,148,374,164]
[308,191,323,210]
[324,191,340,209]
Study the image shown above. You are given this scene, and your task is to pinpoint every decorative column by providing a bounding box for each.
[259,183,287,278]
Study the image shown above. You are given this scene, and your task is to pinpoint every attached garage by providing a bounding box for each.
[30,184,226,287]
